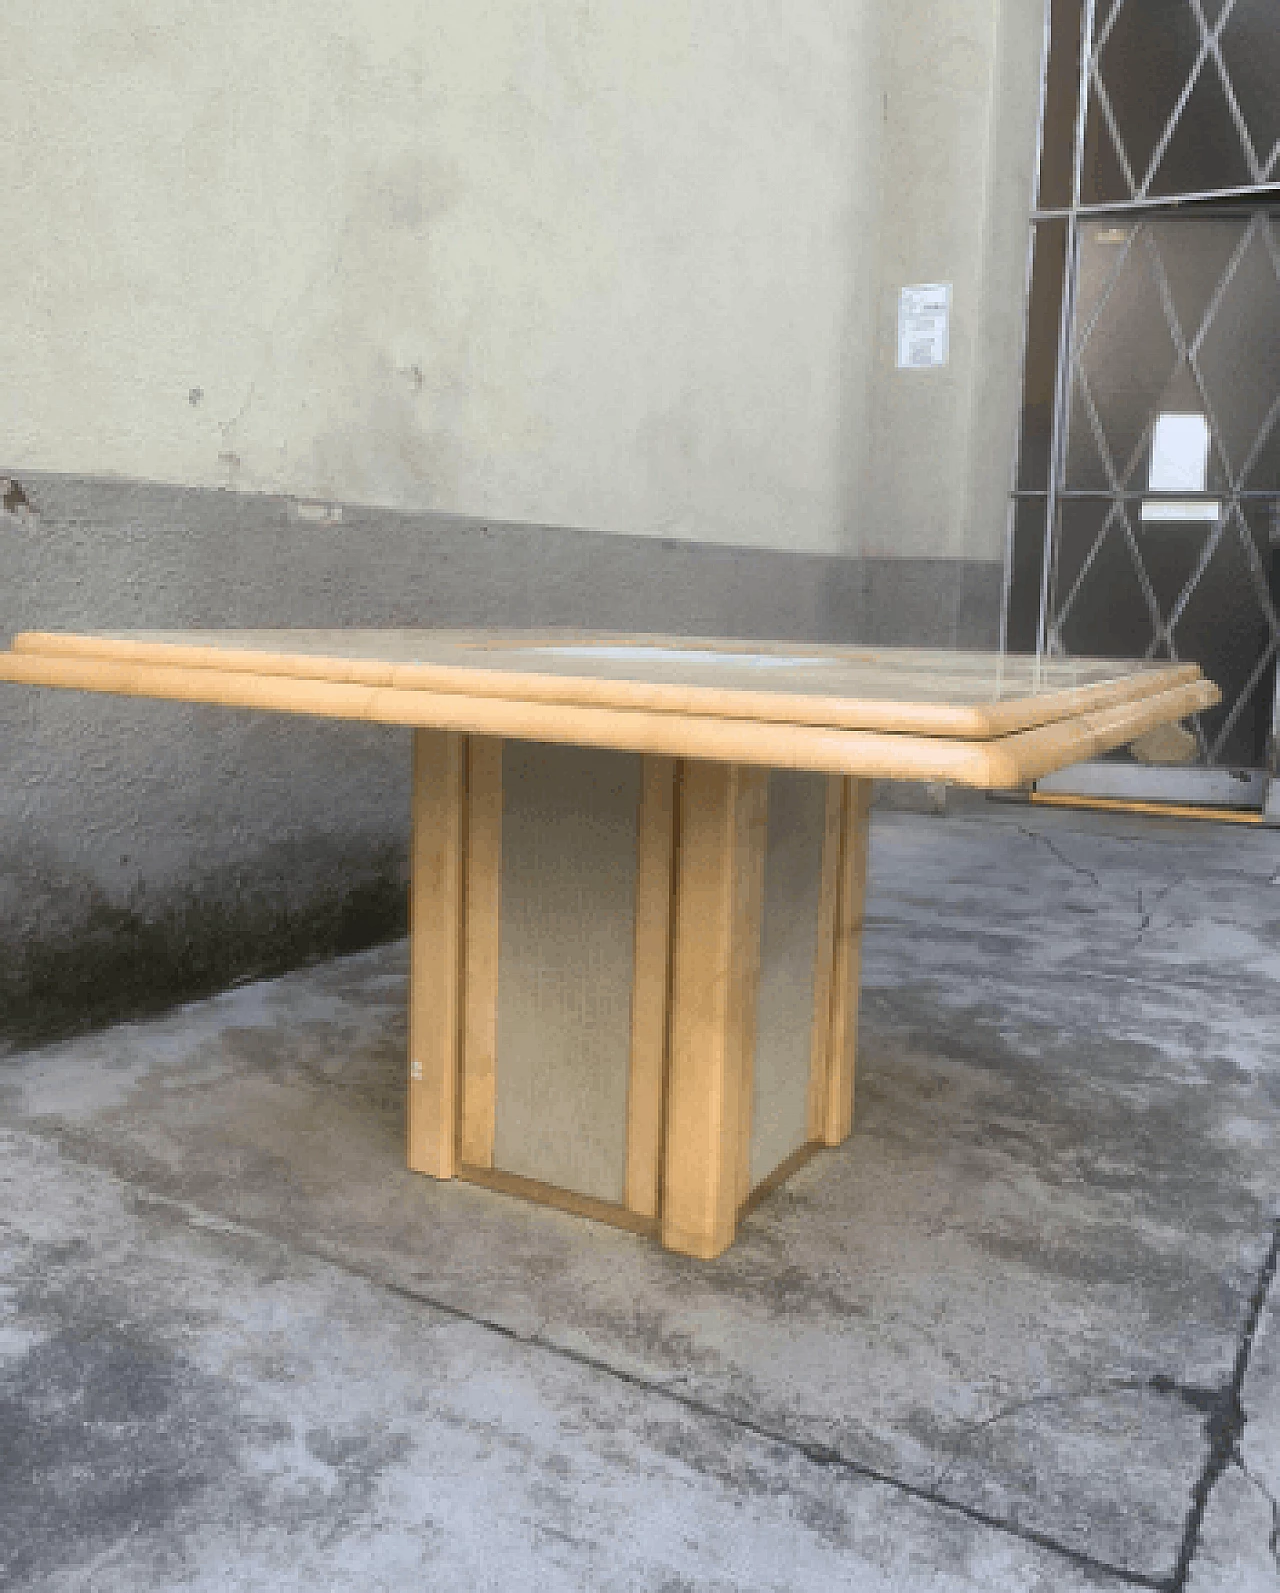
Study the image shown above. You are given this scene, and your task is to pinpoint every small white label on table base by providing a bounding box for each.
[897,283,951,370]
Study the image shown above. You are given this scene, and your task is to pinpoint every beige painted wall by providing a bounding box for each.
[861,0,1045,565]
[1,0,1042,561]
[1,0,885,555]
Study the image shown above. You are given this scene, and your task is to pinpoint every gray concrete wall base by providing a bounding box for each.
[0,472,1001,1043]
[0,832,407,1052]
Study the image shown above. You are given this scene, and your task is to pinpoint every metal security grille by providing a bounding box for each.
[1053,211,1280,766]
[1083,0,1280,205]
[1006,0,1280,796]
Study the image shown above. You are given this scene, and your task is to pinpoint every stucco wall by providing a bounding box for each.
[1,0,885,555]
[861,0,1044,568]
[0,475,894,1045]
[0,2,1045,1040]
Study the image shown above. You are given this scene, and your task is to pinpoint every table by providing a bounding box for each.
[0,630,1217,1259]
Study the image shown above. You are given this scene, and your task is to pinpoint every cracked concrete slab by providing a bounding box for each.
[1,802,1277,1590]
[2,1130,1106,1593]
[1189,1234,1280,1592]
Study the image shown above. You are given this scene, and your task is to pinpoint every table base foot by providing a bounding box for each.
[459,1165,660,1240]
[406,740,871,1260]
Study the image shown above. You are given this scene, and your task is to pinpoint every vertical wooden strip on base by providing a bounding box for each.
[407,729,465,1180]
[806,775,847,1144]
[461,736,503,1168]
[732,772,769,1208]
[661,761,767,1260]
[821,776,873,1147]
[624,756,677,1219]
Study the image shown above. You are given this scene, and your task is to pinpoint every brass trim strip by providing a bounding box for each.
[1030,792,1265,824]
[738,1142,822,1224]
[459,1165,660,1239]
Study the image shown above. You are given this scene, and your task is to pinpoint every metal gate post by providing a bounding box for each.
[1264,656,1280,826]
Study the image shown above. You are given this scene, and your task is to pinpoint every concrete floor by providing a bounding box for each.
[1,800,1277,1592]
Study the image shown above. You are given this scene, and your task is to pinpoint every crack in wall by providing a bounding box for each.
[1,477,33,516]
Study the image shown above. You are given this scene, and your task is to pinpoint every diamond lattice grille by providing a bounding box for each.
[1049,211,1280,767]
[1085,0,1280,205]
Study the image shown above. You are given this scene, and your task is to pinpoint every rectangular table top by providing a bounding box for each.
[0,629,1219,790]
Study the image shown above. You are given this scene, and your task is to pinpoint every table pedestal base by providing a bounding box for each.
[406,731,870,1260]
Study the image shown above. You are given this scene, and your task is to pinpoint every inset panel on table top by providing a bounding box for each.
[11,629,1203,740]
